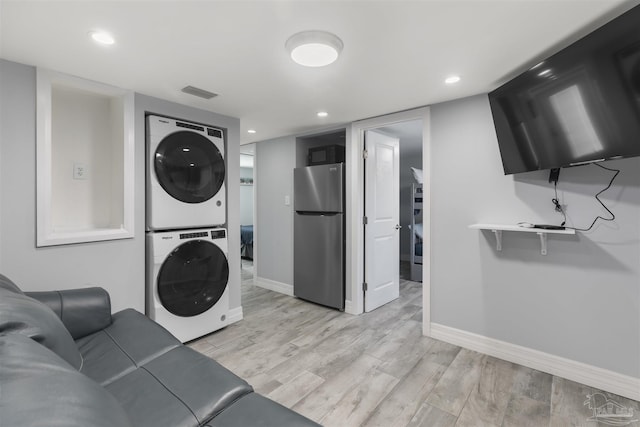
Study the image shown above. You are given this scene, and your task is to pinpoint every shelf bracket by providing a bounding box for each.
[537,232,547,255]
[491,229,502,251]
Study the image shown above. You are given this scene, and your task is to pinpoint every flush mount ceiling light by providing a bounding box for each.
[247,129,257,134]
[89,30,115,45]
[317,111,329,117]
[445,75,461,85]
[285,30,343,67]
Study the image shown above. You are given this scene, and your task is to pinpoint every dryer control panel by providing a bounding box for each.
[210,230,226,240]
[179,231,209,240]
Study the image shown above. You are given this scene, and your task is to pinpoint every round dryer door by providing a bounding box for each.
[157,240,229,317]
[154,130,225,203]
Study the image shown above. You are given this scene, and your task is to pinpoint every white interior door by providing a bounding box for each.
[364,130,400,312]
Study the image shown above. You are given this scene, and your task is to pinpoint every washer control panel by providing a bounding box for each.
[176,229,226,240]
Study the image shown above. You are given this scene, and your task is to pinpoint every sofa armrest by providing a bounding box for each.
[26,287,112,340]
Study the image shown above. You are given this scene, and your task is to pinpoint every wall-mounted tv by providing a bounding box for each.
[489,4,640,175]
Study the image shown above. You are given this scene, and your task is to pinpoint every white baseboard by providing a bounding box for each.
[344,299,356,315]
[253,276,294,296]
[430,323,640,401]
[226,306,243,325]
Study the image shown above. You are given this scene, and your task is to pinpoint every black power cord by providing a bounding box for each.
[553,163,620,232]
[552,181,565,226]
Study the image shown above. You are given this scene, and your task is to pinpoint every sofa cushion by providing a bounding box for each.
[143,346,254,423]
[206,393,321,427]
[76,308,181,385]
[105,350,253,427]
[0,273,24,294]
[0,333,132,427]
[103,346,253,427]
[79,308,254,427]
[105,368,199,427]
[0,287,82,369]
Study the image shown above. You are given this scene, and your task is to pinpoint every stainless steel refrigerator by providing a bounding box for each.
[293,163,344,310]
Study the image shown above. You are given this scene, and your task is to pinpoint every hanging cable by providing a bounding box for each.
[552,178,567,227]
[558,163,620,232]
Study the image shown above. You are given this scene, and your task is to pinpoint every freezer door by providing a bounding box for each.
[294,163,343,213]
[294,213,344,310]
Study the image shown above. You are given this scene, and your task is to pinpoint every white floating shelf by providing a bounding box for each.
[469,223,575,255]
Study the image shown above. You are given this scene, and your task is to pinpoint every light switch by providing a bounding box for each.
[284,195,290,206]
[73,163,88,180]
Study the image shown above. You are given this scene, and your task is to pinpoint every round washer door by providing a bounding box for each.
[157,239,229,317]
[154,130,225,203]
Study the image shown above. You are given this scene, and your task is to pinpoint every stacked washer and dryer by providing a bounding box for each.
[146,115,230,343]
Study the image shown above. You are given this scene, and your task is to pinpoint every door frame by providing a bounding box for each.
[347,106,432,336]
[239,145,257,278]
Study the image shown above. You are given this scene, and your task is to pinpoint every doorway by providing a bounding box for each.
[348,107,431,336]
[377,120,424,284]
[362,122,422,312]
[239,144,255,283]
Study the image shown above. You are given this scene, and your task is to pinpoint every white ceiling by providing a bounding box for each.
[1,0,638,145]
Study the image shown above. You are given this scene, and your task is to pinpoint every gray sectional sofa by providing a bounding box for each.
[0,274,320,427]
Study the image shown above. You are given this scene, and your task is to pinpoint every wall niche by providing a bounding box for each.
[36,69,134,246]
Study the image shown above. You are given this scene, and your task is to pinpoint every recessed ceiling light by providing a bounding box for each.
[181,85,218,100]
[317,111,329,118]
[247,129,256,134]
[89,30,115,45]
[285,30,343,67]
[445,75,461,85]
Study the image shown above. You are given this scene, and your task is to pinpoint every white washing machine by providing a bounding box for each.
[146,228,230,342]
[147,115,226,230]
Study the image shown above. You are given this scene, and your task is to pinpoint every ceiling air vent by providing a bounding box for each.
[181,86,218,100]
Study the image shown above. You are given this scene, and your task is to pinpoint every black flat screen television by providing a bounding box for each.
[488,4,640,175]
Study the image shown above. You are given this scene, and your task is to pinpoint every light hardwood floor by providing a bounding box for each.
[189,262,639,427]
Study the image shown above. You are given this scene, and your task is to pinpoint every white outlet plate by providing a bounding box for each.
[73,163,88,180]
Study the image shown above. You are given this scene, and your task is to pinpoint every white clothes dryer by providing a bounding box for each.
[146,228,230,342]
[147,115,226,230]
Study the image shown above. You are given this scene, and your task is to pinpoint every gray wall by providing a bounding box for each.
[255,136,295,285]
[0,59,241,313]
[0,59,145,312]
[430,94,640,378]
[399,134,423,260]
